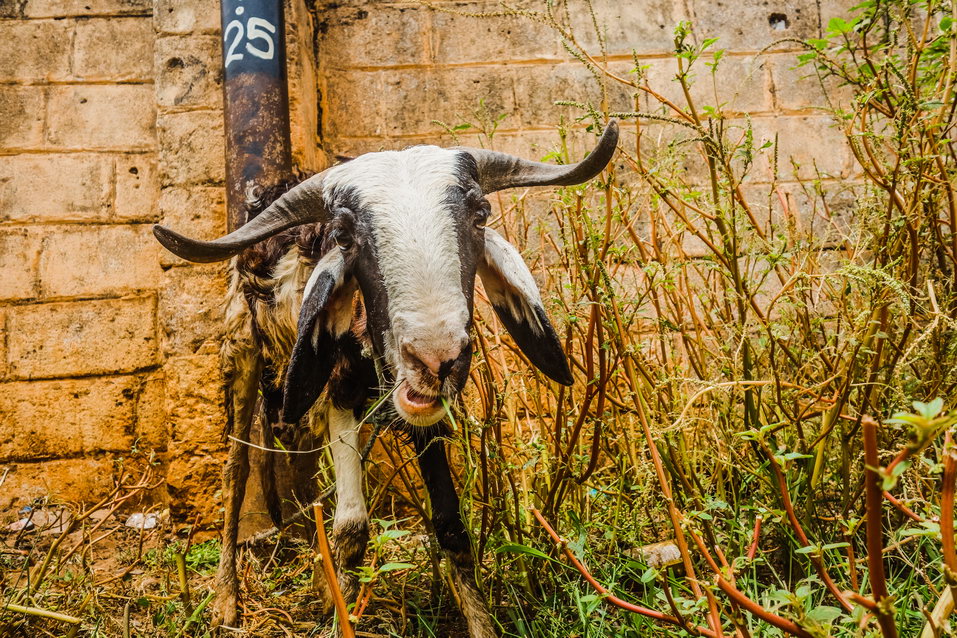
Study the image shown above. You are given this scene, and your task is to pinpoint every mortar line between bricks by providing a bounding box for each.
[0,219,161,228]
[0,369,159,385]
[0,447,169,466]
[0,291,157,308]
[0,149,156,156]
[156,106,223,116]
[327,48,807,73]
[0,79,154,86]
[332,113,839,142]
[2,11,152,20]
[0,364,163,385]
[0,147,158,156]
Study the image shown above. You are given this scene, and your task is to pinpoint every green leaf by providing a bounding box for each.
[821,542,851,551]
[913,397,945,419]
[795,545,820,555]
[377,529,411,541]
[827,17,857,34]
[807,605,842,624]
[378,562,416,572]
[496,543,556,563]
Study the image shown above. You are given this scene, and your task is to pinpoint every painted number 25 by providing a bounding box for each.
[224,17,276,68]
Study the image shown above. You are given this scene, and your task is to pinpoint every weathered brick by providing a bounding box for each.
[0,154,113,223]
[38,224,162,297]
[0,309,7,380]
[155,35,222,110]
[773,115,851,181]
[0,20,72,82]
[325,66,516,138]
[287,0,323,171]
[770,53,854,112]
[0,376,151,461]
[572,0,687,55]
[154,0,221,34]
[819,0,861,31]
[509,61,635,129]
[642,54,771,114]
[164,354,226,449]
[0,458,116,512]
[157,186,227,255]
[22,0,149,18]
[739,180,861,246]
[429,1,564,64]
[115,154,160,221]
[0,228,41,300]
[157,111,225,185]
[165,452,223,525]
[6,296,158,379]
[134,371,167,450]
[317,4,429,68]
[690,0,819,51]
[159,263,227,355]
[46,85,156,150]
[73,17,154,81]
[0,86,45,149]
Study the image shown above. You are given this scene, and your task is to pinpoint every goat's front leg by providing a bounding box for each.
[415,435,497,638]
[328,406,370,605]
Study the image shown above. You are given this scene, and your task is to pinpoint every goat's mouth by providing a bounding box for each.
[394,380,446,426]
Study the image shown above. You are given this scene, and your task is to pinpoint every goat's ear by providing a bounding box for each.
[477,229,573,385]
[282,250,351,423]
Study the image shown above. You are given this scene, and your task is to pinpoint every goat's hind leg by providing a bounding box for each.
[415,435,497,638]
[211,333,262,628]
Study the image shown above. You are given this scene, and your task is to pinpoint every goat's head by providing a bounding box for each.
[154,121,618,427]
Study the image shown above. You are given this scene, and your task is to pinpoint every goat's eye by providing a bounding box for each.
[473,202,491,229]
[332,231,352,251]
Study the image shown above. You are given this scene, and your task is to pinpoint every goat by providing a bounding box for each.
[153,120,619,637]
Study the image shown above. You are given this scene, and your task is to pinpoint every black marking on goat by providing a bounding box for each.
[332,517,370,603]
[491,303,573,386]
[414,434,471,555]
[328,184,394,362]
[282,268,341,423]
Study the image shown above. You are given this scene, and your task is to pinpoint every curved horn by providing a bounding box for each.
[463,119,619,193]
[152,173,329,263]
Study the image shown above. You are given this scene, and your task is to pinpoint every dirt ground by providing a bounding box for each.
[0,462,472,638]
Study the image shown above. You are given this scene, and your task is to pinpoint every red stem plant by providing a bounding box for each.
[425,0,957,636]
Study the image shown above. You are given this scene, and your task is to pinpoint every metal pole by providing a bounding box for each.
[218,0,295,540]
[220,0,293,231]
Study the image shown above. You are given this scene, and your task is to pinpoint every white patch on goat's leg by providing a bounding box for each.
[328,405,369,604]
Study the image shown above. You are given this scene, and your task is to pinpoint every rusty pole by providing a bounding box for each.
[218,0,295,538]
[220,0,293,231]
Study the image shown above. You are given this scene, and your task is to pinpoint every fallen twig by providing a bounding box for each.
[2,601,81,626]
[313,501,355,638]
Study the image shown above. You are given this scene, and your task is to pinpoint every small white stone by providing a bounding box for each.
[124,513,158,530]
[7,517,34,532]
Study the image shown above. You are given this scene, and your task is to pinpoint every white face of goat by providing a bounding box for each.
[153,121,619,427]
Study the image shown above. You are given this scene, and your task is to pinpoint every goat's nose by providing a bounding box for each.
[402,337,468,379]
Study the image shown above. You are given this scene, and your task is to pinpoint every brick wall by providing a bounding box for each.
[0,0,854,521]
[0,0,318,523]
[317,0,855,174]
[0,0,163,509]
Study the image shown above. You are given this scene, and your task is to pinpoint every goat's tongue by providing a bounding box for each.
[400,382,440,409]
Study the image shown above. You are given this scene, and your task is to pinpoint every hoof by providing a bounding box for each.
[210,588,239,629]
